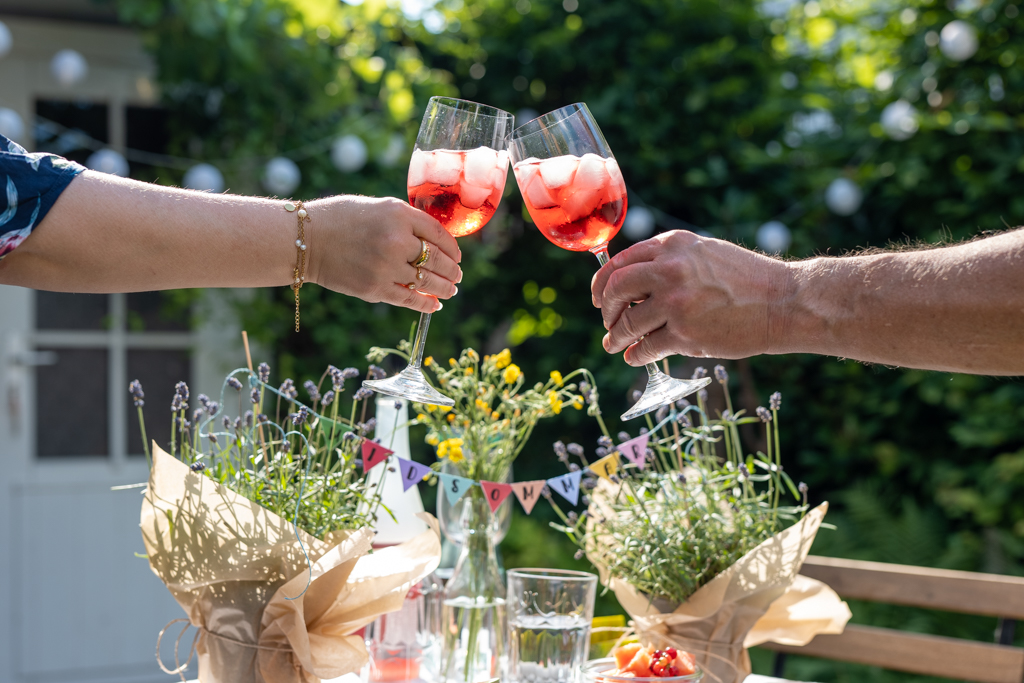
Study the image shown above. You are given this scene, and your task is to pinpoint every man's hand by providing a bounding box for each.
[591,230,791,365]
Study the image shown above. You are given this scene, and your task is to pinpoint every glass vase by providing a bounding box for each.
[439,485,506,683]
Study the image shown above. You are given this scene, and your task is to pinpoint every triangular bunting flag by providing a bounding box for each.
[587,452,620,481]
[397,457,433,491]
[480,481,513,512]
[546,470,583,506]
[438,473,476,505]
[362,439,393,472]
[618,433,650,470]
[510,480,546,515]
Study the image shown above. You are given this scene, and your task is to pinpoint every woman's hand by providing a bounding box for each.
[307,195,463,314]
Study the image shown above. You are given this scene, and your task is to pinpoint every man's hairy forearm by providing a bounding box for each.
[773,229,1024,374]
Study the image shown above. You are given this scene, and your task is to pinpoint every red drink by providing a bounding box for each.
[513,153,627,251]
[408,147,509,237]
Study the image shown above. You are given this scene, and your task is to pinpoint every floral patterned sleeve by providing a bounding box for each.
[0,134,85,260]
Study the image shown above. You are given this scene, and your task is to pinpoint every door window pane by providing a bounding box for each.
[36,348,108,457]
[35,292,109,330]
[126,349,191,456]
[126,292,191,332]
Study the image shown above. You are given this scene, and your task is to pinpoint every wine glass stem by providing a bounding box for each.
[409,312,432,370]
[592,245,662,378]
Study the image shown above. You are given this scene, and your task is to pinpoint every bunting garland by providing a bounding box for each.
[355,433,652,515]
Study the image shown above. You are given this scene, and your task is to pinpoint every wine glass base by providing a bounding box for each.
[621,374,712,421]
[363,366,455,407]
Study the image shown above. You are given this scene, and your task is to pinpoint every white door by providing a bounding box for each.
[0,286,241,683]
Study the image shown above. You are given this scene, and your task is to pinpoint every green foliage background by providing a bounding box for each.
[115,0,1024,679]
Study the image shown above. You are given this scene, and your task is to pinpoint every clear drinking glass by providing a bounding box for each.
[507,568,598,683]
[510,103,710,420]
[364,98,514,406]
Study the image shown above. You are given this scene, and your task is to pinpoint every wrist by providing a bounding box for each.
[765,258,817,355]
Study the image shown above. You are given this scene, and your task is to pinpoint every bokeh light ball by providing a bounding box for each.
[0,107,25,142]
[378,134,406,168]
[756,221,791,253]
[331,135,368,173]
[622,206,656,241]
[939,20,978,62]
[183,163,225,193]
[880,100,919,140]
[86,149,129,177]
[825,178,862,216]
[51,49,88,86]
[263,157,301,195]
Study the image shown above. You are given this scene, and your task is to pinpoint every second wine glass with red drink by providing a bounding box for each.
[364,97,513,406]
[511,103,710,420]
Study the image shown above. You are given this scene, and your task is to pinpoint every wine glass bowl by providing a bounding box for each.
[511,103,711,420]
[364,98,514,407]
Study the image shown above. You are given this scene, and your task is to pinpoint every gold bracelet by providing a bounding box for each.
[284,200,309,332]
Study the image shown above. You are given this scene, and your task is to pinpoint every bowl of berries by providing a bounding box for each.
[581,644,702,682]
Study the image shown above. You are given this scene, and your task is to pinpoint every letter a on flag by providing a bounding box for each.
[480,481,513,513]
[587,452,619,481]
[547,470,583,506]
[397,457,433,491]
[618,433,650,470]
[362,439,393,472]
[510,480,545,514]
[438,473,475,505]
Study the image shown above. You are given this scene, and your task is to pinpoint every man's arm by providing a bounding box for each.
[0,171,462,313]
[592,228,1024,375]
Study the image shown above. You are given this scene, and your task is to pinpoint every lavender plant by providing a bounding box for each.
[548,365,808,607]
[132,362,386,540]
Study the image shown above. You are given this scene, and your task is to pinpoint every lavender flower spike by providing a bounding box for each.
[128,379,144,407]
[770,391,782,410]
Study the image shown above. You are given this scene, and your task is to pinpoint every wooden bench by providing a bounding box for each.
[760,555,1024,683]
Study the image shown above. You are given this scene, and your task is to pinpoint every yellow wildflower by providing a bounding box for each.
[475,398,489,411]
[447,413,456,422]
[494,348,512,369]
[463,419,471,429]
[437,440,449,459]
[426,404,437,412]
[466,349,479,362]
[417,413,427,422]
[465,366,474,375]
[550,370,564,387]
[503,364,522,384]
[440,406,452,413]
[449,358,458,368]
[424,356,434,367]
[572,396,584,410]
[491,411,500,420]
[426,434,440,446]
[448,443,464,463]
[548,390,562,415]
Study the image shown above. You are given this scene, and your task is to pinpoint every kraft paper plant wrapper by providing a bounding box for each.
[141,444,441,683]
[587,488,850,683]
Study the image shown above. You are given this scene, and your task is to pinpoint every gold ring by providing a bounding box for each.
[411,239,430,267]
[406,282,417,291]
[416,267,424,280]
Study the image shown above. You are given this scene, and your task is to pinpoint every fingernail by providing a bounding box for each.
[457,270,463,283]
[435,300,443,311]
[453,285,459,296]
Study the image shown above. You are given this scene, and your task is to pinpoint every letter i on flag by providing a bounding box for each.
[547,470,583,505]
[618,433,650,470]
[510,480,545,514]
[480,481,513,513]
[438,473,476,505]
[588,452,619,481]
[397,457,433,491]
[362,439,393,472]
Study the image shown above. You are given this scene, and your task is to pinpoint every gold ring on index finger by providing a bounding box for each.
[411,239,430,267]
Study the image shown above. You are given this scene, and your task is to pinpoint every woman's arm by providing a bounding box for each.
[0,170,462,313]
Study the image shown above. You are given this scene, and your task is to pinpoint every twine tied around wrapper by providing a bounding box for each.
[156,619,295,682]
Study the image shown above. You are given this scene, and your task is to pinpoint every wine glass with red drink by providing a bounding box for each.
[510,103,710,420]
[364,97,513,406]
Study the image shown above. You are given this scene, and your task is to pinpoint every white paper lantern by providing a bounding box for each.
[183,163,225,193]
[263,157,301,195]
[331,134,368,173]
[86,149,129,177]
[622,206,655,241]
[51,49,88,86]
[939,20,978,62]
[880,100,919,140]
[756,221,791,253]
[378,133,406,168]
[0,108,25,142]
[825,178,862,216]
[0,21,12,58]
